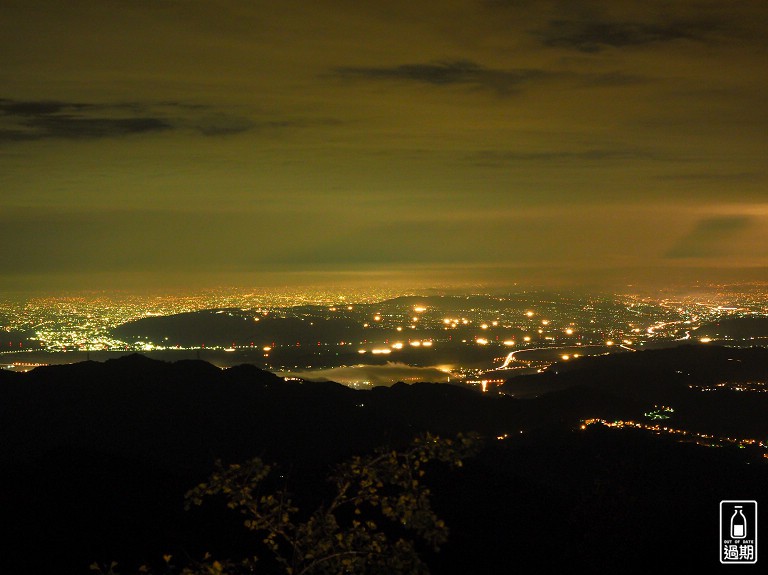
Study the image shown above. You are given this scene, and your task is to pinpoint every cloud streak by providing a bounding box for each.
[530,0,752,55]
[540,19,709,52]
[666,216,753,259]
[333,60,550,95]
[0,98,322,142]
[332,60,644,97]
[0,99,173,141]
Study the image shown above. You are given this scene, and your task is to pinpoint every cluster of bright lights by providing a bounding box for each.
[442,317,471,328]
[358,339,433,355]
[689,381,768,393]
[3,288,765,369]
[643,405,674,420]
[581,418,767,451]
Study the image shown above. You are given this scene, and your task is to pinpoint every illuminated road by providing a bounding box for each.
[496,344,626,369]
[498,347,551,369]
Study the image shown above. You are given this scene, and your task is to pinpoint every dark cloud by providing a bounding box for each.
[0,98,92,116]
[0,98,261,141]
[24,116,171,139]
[333,61,644,95]
[333,60,549,94]
[540,19,714,52]
[666,216,753,259]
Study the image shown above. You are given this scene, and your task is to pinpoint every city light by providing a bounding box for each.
[3,288,765,387]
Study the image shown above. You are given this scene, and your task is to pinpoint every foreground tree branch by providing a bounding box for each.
[179,432,480,575]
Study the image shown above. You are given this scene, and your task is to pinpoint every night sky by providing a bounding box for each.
[2,0,767,293]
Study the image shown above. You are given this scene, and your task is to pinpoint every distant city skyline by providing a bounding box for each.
[2,1,767,292]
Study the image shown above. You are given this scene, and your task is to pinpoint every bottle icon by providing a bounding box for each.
[731,506,747,539]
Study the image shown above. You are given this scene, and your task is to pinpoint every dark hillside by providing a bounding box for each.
[0,350,766,573]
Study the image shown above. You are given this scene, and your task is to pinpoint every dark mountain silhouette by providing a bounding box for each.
[110,309,366,347]
[0,354,522,474]
[107,307,507,369]
[694,315,768,340]
[504,344,768,438]
[1,349,766,573]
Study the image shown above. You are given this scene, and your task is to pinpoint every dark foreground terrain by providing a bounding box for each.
[1,347,766,573]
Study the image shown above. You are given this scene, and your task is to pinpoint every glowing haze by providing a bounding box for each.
[2,0,767,293]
